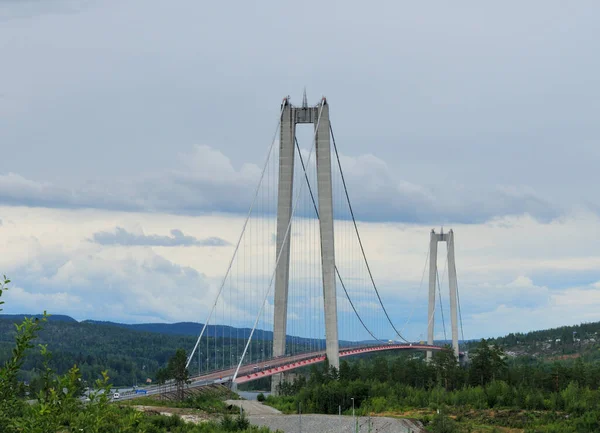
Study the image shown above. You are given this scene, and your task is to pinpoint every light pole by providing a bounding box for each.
[299,402,302,433]
[351,397,356,433]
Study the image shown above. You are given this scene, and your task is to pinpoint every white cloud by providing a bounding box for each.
[0,206,599,341]
[4,285,82,313]
[468,283,600,337]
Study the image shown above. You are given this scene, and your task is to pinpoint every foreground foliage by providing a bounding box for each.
[0,276,277,433]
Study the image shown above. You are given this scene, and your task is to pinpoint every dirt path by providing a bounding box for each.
[131,405,213,424]
[247,414,424,433]
[225,399,282,415]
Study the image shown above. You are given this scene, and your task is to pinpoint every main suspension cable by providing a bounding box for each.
[295,137,382,343]
[330,123,409,343]
[400,243,430,335]
[454,262,466,345]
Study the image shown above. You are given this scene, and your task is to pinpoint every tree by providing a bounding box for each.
[339,360,351,381]
[429,409,458,433]
[0,276,47,433]
[167,348,190,400]
[432,345,459,390]
[469,339,507,386]
[155,367,170,399]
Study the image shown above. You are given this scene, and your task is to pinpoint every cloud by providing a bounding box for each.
[1,205,600,340]
[0,0,91,22]
[3,245,219,323]
[0,172,141,212]
[4,285,81,313]
[467,283,600,337]
[91,227,229,247]
[0,145,561,224]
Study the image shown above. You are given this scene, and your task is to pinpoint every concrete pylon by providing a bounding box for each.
[272,96,338,394]
[426,230,438,362]
[447,230,460,358]
[426,229,460,361]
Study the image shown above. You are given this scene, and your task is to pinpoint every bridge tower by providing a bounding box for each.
[272,95,339,393]
[427,229,460,360]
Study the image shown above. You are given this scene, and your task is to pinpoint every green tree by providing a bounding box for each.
[168,348,190,400]
[429,409,458,433]
[432,346,459,390]
[0,276,47,433]
[469,339,507,386]
[155,366,170,399]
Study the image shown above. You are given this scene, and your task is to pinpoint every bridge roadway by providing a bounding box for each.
[118,344,446,401]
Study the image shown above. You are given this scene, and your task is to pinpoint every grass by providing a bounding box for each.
[120,385,238,414]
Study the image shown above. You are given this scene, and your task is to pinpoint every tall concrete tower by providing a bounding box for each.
[427,229,460,360]
[272,96,339,393]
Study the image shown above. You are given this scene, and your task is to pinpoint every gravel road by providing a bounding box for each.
[247,414,424,433]
[225,400,282,415]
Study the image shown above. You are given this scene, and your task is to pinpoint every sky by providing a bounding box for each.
[1,0,600,341]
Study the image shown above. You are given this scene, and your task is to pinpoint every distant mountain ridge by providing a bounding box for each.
[1,314,78,323]
[83,319,269,340]
[1,314,272,339]
[1,314,357,346]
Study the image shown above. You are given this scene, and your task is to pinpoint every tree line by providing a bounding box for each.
[268,343,600,432]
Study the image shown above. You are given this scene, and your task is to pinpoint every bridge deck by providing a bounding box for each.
[233,344,445,384]
[121,344,452,401]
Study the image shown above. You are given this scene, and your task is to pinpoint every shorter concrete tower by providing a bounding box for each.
[427,229,460,360]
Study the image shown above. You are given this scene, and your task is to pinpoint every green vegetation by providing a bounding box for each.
[267,344,600,432]
[0,316,278,387]
[169,348,191,400]
[120,386,237,413]
[7,268,600,432]
[0,276,278,433]
[471,320,600,361]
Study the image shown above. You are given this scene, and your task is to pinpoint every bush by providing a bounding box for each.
[429,411,458,433]
[257,393,265,402]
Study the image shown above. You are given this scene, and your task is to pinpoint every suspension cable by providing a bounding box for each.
[400,243,430,335]
[436,267,447,342]
[295,137,382,342]
[454,263,466,345]
[232,101,325,383]
[186,103,285,369]
[330,122,409,343]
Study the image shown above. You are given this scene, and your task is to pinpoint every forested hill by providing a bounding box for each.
[83,320,265,339]
[2,314,263,339]
[472,320,600,359]
[3,311,600,388]
[1,314,77,323]
[0,317,283,387]
[2,314,340,346]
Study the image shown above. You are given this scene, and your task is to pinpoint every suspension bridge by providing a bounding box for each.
[176,93,466,394]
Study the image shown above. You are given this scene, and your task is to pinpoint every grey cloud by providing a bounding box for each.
[0,145,561,224]
[0,172,142,212]
[91,227,230,247]
[1,0,599,224]
[0,0,91,22]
